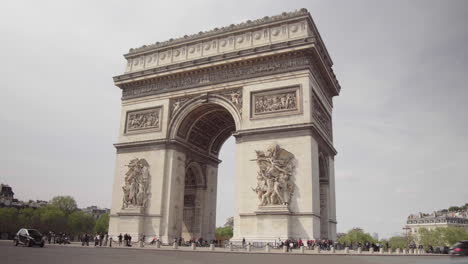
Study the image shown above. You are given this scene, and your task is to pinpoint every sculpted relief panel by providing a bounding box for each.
[312,94,333,139]
[251,86,301,119]
[125,107,162,134]
[122,158,151,209]
[252,144,295,206]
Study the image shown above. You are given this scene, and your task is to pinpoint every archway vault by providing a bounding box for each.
[168,95,240,157]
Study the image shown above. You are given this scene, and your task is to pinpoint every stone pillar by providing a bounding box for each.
[315,247,321,254]
[300,246,305,253]
[265,244,271,253]
[156,241,161,248]
[357,247,362,254]
[173,243,178,249]
[379,248,384,254]
[330,246,335,253]
[247,244,251,252]
[210,244,215,251]
[369,247,374,254]
[191,243,196,250]
[403,249,407,254]
[283,246,288,253]
[396,248,400,254]
[409,248,414,254]
[344,247,349,254]
[388,248,392,254]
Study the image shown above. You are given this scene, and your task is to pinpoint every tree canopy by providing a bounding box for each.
[50,196,78,215]
[337,228,376,246]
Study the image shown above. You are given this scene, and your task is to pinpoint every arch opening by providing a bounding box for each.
[176,103,237,242]
[176,103,236,157]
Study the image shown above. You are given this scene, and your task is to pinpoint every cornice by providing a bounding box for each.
[233,122,337,156]
[114,38,315,84]
[126,9,310,56]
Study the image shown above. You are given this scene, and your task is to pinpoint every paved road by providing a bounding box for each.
[1,241,467,264]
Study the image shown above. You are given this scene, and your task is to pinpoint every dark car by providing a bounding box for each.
[14,228,45,247]
[449,240,468,256]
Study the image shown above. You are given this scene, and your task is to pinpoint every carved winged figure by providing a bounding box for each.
[252,144,295,206]
[122,158,151,209]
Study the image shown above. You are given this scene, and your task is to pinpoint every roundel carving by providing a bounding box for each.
[272,28,280,36]
[220,40,227,47]
[290,25,299,33]
[237,36,244,44]
[254,32,261,40]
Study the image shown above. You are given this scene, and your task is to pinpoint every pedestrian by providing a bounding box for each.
[99,233,104,246]
[242,237,245,248]
[94,234,100,246]
[118,233,123,246]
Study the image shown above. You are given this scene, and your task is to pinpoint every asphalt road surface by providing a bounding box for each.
[1,241,467,264]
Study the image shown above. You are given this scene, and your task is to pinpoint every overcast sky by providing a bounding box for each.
[1,0,467,239]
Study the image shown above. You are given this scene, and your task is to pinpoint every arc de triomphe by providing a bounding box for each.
[109,9,341,243]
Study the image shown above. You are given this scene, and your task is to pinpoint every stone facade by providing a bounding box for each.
[108,9,340,243]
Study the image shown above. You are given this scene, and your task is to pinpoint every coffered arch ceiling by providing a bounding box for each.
[177,104,235,156]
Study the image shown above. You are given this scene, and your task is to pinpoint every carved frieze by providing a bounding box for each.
[252,144,295,207]
[219,88,243,115]
[312,94,332,139]
[121,52,311,99]
[122,158,151,209]
[125,107,162,134]
[169,95,196,118]
[251,86,301,119]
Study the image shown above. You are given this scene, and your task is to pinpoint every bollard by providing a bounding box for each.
[396,248,400,254]
[344,247,349,254]
[379,248,384,254]
[369,247,374,254]
[300,246,305,254]
[403,249,407,254]
[191,243,196,250]
[330,246,335,253]
[315,247,321,254]
[247,244,251,252]
[173,243,178,249]
[265,244,270,253]
[156,241,161,249]
[210,244,215,251]
[357,247,362,254]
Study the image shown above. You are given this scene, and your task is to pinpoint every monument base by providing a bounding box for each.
[117,206,144,216]
[255,205,290,215]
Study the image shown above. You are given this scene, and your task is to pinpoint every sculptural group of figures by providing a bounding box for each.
[122,158,150,208]
[255,92,297,114]
[128,111,159,130]
[252,144,295,206]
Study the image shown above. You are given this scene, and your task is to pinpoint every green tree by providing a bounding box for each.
[17,208,37,228]
[338,228,376,246]
[94,213,109,234]
[37,206,67,233]
[448,206,460,212]
[388,236,408,249]
[68,211,95,235]
[215,226,233,240]
[442,227,468,245]
[50,196,78,215]
[0,207,19,233]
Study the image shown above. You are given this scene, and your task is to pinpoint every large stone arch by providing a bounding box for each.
[108,9,341,243]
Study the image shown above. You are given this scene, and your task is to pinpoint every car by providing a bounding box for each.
[449,240,468,256]
[13,228,45,247]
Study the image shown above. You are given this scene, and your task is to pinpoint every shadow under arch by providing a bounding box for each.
[168,94,241,157]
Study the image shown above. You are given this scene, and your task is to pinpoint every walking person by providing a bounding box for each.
[118,233,123,246]
[94,234,100,247]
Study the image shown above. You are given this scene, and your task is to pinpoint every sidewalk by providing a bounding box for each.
[30,241,447,257]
